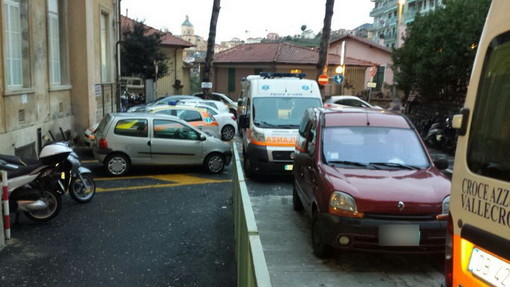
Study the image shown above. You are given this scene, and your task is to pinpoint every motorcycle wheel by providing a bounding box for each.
[24,189,62,223]
[70,174,96,203]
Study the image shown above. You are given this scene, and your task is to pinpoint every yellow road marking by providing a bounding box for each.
[95,173,231,193]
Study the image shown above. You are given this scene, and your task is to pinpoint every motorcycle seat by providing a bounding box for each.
[0,154,41,166]
[0,158,45,179]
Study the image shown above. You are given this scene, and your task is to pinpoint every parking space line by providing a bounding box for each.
[95,173,231,193]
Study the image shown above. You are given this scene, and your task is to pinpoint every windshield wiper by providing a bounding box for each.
[275,124,299,129]
[369,162,420,170]
[328,160,375,169]
[254,121,277,127]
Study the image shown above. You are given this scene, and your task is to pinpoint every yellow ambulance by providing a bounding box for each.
[446,0,510,286]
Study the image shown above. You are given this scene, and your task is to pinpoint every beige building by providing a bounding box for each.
[121,16,194,97]
[0,0,120,156]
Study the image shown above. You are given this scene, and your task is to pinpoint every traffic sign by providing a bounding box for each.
[318,74,328,85]
[367,82,377,88]
[201,82,213,89]
[333,75,344,85]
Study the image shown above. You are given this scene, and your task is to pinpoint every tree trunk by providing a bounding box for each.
[316,0,335,87]
[202,0,221,99]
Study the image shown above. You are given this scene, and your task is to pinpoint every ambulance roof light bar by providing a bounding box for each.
[259,72,306,79]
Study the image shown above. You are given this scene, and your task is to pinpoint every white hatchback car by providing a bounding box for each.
[195,104,237,141]
[324,95,382,109]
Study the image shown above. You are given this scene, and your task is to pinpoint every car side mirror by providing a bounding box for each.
[237,98,243,105]
[238,114,249,128]
[200,134,206,141]
[433,158,449,170]
[452,107,469,136]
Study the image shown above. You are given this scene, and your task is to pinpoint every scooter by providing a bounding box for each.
[0,142,73,222]
[48,141,96,203]
[425,114,457,154]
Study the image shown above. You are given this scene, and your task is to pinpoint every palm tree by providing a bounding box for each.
[316,0,335,84]
[202,0,221,99]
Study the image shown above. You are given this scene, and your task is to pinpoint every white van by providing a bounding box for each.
[446,1,510,286]
[238,73,323,177]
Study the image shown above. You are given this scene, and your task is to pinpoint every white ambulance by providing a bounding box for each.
[238,73,323,177]
[446,0,510,286]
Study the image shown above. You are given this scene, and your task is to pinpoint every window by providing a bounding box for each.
[153,119,199,140]
[178,110,202,122]
[114,119,148,137]
[228,68,236,92]
[3,0,30,89]
[47,0,68,86]
[374,66,385,91]
[100,12,110,82]
[467,31,510,181]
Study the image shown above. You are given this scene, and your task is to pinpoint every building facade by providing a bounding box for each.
[0,0,120,155]
[121,16,193,98]
[330,35,393,97]
[370,0,444,48]
[207,42,378,101]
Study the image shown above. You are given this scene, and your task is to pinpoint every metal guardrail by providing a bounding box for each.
[232,142,272,287]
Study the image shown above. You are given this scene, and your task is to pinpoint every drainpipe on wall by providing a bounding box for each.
[115,0,122,112]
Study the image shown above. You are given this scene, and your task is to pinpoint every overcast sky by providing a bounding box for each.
[121,0,374,42]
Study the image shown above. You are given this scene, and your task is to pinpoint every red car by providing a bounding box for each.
[293,106,451,258]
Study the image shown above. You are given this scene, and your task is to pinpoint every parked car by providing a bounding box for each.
[127,95,200,112]
[194,104,237,141]
[146,105,220,139]
[293,106,451,258]
[193,92,238,117]
[91,113,232,176]
[324,95,382,109]
[180,98,231,115]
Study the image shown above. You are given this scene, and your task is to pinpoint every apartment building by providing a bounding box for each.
[370,0,444,48]
[0,0,120,156]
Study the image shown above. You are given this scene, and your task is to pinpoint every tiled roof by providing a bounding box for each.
[345,57,379,67]
[213,42,339,65]
[212,42,376,67]
[121,16,193,48]
[330,34,392,53]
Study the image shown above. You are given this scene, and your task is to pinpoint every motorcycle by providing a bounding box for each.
[425,114,457,154]
[39,135,96,203]
[49,141,96,203]
[0,142,73,222]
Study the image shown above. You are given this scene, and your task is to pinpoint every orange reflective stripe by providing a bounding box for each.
[247,130,297,147]
[452,233,499,287]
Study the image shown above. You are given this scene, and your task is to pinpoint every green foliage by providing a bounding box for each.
[392,0,491,102]
[121,20,169,80]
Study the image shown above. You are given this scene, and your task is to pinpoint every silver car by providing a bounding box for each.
[91,113,232,176]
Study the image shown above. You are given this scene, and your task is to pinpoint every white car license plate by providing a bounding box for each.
[379,224,420,246]
[468,247,510,287]
[284,164,293,171]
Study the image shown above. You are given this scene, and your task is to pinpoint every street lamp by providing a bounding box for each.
[397,0,406,48]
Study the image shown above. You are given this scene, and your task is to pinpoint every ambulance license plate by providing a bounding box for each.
[468,247,510,287]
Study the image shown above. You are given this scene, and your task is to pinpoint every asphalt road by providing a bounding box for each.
[0,153,236,287]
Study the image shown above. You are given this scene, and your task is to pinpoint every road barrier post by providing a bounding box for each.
[2,170,10,241]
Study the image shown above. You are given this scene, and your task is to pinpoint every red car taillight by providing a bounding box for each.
[444,212,453,287]
[99,138,108,149]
